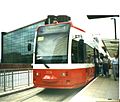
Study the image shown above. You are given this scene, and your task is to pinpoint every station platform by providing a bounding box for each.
[70,76,119,102]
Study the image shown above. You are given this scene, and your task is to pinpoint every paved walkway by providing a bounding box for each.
[70,76,119,102]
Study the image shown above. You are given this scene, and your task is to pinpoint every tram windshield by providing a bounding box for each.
[36,23,70,64]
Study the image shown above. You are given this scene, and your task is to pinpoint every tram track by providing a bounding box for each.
[0,87,44,102]
[0,86,84,102]
[21,87,83,102]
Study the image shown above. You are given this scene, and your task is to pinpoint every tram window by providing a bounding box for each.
[85,44,94,63]
[71,40,79,63]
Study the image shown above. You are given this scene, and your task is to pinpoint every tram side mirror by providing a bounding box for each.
[28,43,31,51]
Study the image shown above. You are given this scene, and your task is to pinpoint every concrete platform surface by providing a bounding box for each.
[70,76,119,102]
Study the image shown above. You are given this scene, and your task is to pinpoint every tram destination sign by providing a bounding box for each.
[37,23,70,34]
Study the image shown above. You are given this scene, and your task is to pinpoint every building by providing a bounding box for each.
[1,20,45,63]
[1,15,71,64]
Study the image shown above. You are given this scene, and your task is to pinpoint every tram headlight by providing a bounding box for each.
[61,72,68,77]
[35,72,39,76]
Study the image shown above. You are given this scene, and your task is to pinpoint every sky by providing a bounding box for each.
[0,0,120,62]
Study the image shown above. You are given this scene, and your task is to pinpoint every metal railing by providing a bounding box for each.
[0,64,33,93]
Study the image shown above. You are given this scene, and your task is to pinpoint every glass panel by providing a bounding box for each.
[71,40,79,63]
[85,44,94,63]
[37,33,68,56]
[2,21,45,63]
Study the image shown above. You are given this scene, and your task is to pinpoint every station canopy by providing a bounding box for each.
[87,15,119,58]
[87,15,119,19]
[102,39,119,58]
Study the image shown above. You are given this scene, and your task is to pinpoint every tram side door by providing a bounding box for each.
[94,48,99,77]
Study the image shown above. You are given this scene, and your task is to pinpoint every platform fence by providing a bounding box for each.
[0,64,33,93]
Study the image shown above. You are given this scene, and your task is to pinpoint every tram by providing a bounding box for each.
[32,15,103,89]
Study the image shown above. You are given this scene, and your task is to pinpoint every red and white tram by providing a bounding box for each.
[32,16,102,89]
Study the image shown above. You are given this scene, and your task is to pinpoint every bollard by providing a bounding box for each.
[12,71,14,90]
[3,70,6,92]
[28,69,30,86]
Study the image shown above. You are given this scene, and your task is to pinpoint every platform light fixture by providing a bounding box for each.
[111,18,117,40]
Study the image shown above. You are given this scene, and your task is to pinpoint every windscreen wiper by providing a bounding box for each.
[37,57,50,69]
[44,64,50,69]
